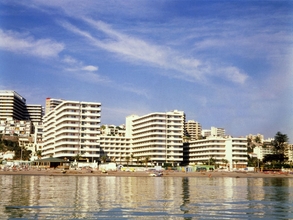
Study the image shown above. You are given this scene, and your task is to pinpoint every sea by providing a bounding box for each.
[0,175,292,219]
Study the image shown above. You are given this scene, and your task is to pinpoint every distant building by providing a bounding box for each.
[202,126,225,137]
[43,100,101,161]
[0,90,43,122]
[25,104,43,123]
[31,122,44,159]
[100,124,125,137]
[0,117,32,137]
[185,120,202,141]
[0,90,26,120]
[45,97,63,115]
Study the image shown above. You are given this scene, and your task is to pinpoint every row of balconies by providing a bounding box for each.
[189,146,226,151]
[133,138,180,144]
[100,138,130,143]
[133,124,183,133]
[133,129,183,138]
[100,143,130,146]
[133,114,183,124]
[133,134,182,142]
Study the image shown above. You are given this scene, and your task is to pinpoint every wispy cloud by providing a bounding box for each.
[61,55,149,97]
[0,29,64,58]
[62,55,99,72]
[60,19,248,84]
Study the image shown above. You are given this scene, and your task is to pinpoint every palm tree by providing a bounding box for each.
[74,153,83,161]
[36,150,42,159]
[101,155,107,164]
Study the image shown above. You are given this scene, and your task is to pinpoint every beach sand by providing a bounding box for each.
[1,169,292,178]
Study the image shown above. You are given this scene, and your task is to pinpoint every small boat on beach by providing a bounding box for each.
[149,172,163,177]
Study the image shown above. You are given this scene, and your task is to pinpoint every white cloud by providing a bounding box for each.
[0,29,64,58]
[61,55,98,72]
[60,19,248,84]
[82,65,98,71]
[220,66,248,84]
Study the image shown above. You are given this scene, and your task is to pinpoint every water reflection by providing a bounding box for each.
[0,175,293,219]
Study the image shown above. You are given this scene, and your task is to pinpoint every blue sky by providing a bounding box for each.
[0,1,292,141]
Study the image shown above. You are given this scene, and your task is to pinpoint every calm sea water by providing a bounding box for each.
[0,175,292,219]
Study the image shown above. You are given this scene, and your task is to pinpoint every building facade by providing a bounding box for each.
[99,136,131,164]
[129,110,185,166]
[42,100,101,161]
[189,136,248,169]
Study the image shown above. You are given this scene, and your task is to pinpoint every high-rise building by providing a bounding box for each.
[0,90,26,120]
[128,110,185,166]
[0,90,43,122]
[185,120,202,140]
[42,100,101,161]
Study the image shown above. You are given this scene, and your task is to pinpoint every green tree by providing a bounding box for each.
[100,155,108,163]
[272,132,288,154]
[36,150,42,159]
[74,153,81,161]
[209,157,216,167]
[263,132,289,164]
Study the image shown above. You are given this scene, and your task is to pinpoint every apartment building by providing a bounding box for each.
[42,100,101,161]
[189,136,247,169]
[99,136,131,164]
[129,110,185,166]
[185,120,202,141]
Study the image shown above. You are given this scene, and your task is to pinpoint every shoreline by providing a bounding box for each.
[1,169,293,178]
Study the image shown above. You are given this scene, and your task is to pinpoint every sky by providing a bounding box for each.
[0,1,292,142]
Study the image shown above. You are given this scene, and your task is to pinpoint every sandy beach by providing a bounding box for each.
[1,168,293,178]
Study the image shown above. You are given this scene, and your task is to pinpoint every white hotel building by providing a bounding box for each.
[128,110,185,166]
[189,136,248,169]
[42,100,101,161]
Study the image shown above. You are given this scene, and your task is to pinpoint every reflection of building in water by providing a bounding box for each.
[180,177,190,215]
[1,176,293,219]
